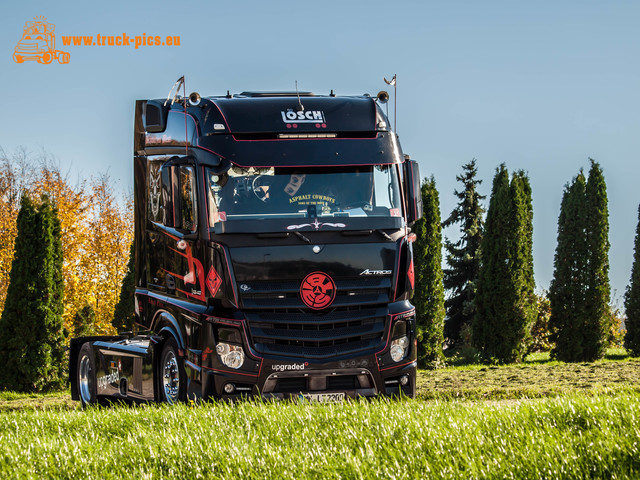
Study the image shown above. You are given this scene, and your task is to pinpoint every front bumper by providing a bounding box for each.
[201,354,416,400]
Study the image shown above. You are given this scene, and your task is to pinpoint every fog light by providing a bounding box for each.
[224,383,236,394]
[399,375,409,386]
[390,336,409,362]
[216,343,245,369]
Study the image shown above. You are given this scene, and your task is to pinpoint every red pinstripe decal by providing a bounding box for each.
[208,100,232,131]
[380,359,416,372]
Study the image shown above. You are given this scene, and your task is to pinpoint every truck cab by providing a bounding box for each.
[70,88,422,405]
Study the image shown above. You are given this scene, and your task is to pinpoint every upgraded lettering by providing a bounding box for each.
[272,363,306,372]
[97,370,120,390]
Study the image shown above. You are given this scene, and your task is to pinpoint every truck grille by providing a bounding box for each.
[239,278,391,359]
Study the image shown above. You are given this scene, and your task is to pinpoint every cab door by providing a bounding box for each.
[168,163,207,303]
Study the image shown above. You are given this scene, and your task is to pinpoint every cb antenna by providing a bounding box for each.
[384,74,397,132]
[165,76,185,107]
[295,80,304,112]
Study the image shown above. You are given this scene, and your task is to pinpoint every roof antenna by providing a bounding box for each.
[384,74,397,133]
[295,80,304,112]
[165,76,185,107]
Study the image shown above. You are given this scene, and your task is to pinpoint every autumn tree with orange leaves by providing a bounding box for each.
[0,148,132,337]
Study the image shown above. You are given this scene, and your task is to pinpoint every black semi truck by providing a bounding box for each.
[70,85,423,405]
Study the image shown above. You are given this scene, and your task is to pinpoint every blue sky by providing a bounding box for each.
[2,0,639,301]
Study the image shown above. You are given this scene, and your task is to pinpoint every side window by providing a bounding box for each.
[161,165,173,227]
[180,165,197,231]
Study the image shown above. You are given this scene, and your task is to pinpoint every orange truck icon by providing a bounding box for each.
[13,17,70,64]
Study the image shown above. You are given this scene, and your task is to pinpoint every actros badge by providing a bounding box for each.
[300,272,336,310]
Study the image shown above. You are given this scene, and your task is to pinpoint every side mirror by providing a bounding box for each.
[403,160,423,224]
[144,100,167,133]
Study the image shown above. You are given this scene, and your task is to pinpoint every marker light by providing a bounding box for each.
[216,343,245,369]
[390,336,409,363]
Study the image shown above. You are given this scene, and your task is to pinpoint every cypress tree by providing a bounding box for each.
[413,176,445,368]
[583,160,610,360]
[442,159,485,346]
[474,165,535,363]
[0,195,66,392]
[112,242,136,333]
[474,165,511,360]
[550,161,610,362]
[549,173,588,361]
[625,204,640,357]
[509,170,536,355]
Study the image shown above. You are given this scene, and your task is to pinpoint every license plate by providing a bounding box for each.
[300,392,345,403]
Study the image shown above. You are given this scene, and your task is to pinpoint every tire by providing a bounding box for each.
[77,343,97,407]
[159,338,186,404]
[38,52,53,64]
[13,53,23,64]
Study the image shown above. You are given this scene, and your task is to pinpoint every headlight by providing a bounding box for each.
[390,335,409,363]
[216,343,245,369]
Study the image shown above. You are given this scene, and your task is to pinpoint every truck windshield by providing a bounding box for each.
[206,165,402,225]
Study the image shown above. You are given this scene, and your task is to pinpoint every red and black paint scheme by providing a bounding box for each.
[69,89,423,406]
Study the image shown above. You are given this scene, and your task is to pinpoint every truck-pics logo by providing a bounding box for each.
[300,272,336,310]
[13,17,70,64]
[272,362,308,372]
[13,16,181,65]
[281,110,326,124]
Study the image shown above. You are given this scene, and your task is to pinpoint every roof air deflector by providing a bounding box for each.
[238,91,316,98]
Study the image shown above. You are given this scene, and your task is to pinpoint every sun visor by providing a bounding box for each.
[211,96,377,134]
[197,131,401,168]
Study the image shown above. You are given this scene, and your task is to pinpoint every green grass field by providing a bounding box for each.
[0,350,638,479]
[0,394,639,479]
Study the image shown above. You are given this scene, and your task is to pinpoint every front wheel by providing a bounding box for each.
[77,343,97,407]
[160,338,186,404]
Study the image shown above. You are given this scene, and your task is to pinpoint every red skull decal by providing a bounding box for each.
[300,272,336,310]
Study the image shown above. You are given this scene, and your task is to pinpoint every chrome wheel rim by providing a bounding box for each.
[162,350,180,403]
[79,355,93,404]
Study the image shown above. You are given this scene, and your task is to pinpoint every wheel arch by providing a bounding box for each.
[152,310,186,350]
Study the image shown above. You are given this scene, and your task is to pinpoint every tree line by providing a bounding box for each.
[1,147,639,391]
[0,149,132,391]
[414,158,640,367]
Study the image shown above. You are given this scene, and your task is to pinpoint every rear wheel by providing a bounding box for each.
[38,52,53,64]
[77,343,97,407]
[160,338,186,404]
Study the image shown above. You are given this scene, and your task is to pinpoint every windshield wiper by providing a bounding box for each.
[341,229,394,241]
[376,229,393,241]
[293,231,312,244]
